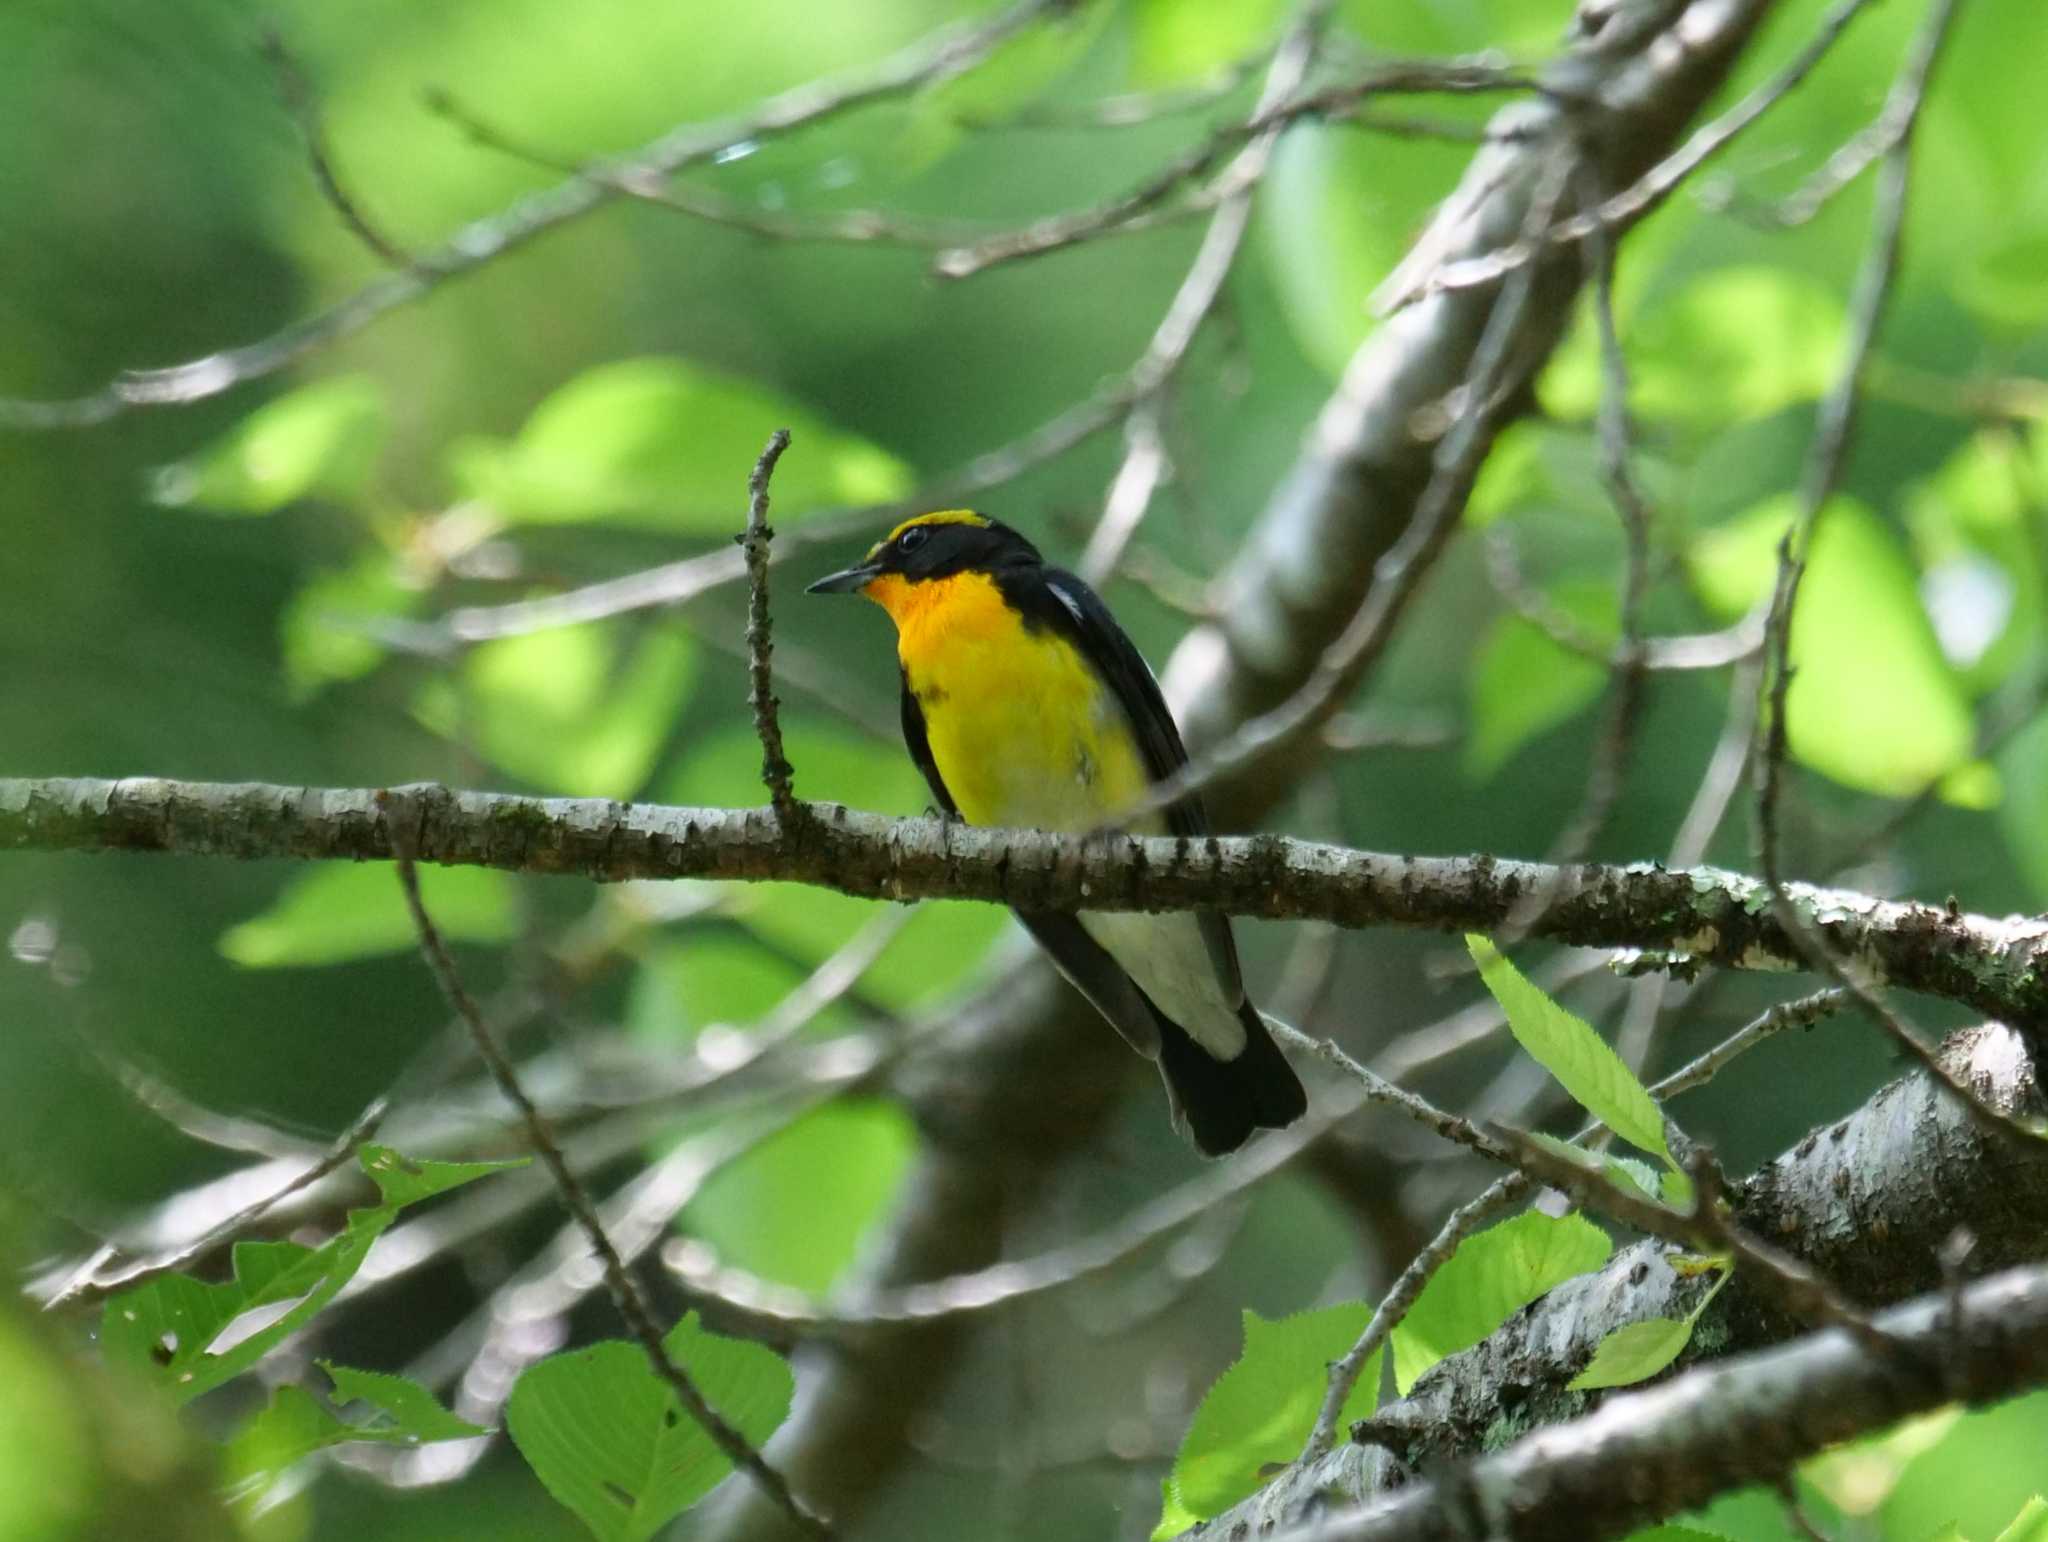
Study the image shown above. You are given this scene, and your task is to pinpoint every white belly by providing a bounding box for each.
[1078,908,1247,1059]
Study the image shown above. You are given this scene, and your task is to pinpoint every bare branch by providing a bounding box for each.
[741,430,800,819]
[260,26,410,266]
[383,793,830,1537]
[9,775,2048,1031]
[1749,0,2012,1142]
[1382,0,1881,310]
[1271,1263,2048,1542]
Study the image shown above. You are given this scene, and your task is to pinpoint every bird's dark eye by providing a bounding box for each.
[897,526,930,554]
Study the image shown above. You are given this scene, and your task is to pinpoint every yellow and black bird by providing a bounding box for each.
[808,510,1307,1155]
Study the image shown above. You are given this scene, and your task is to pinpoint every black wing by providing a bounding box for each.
[999,564,1245,1005]
[899,671,959,818]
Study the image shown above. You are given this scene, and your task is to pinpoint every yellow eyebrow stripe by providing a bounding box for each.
[882,509,988,540]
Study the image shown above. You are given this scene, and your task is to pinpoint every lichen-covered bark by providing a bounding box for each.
[1272,1262,2048,1542]
[1191,1026,2048,1537]
[7,778,2044,1028]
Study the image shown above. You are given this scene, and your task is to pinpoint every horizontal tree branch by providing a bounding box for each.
[1286,1260,2048,1542]
[6,777,2045,1029]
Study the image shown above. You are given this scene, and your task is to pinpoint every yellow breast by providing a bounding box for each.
[874,571,1152,831]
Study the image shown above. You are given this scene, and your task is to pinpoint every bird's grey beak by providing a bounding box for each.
[806,563,883,595]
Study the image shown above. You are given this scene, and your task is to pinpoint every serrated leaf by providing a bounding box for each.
[1518,1132,1679,1218]
[1688,494,1974,797]
[506,1313,793,1542]
[102,1147,520,1404]
[1162,1303,1378,1525]
[1390,1210,1611,1394]
[320,1362,487,1442]
[229,1366,483,1489]
[1468,937,1671,1164]
[218,861,520,968]
[1996,1497,2048,1542]
[452,357,910,529]
[1152,1476,1205,1542]
[1568,1316,1695,1391]
[359,1145,529,1209]
[153,375,386,515]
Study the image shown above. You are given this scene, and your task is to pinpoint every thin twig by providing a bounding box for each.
[1302,1175,1522,1461]
[932,53,1535,280]
[381,792,830,1537]
[1076,0,1331,582]
[260,26,409,267]
[1385,0,1882,310]
[740,430,800,818]
[1267,1019,1509,1165]
[0,0,1062,431]
[1749,0,2034,1149]
[1116,147,1576,826]
[1494,1128,1893,1354]
[427,91,980,250]
[1652,988,1848,1102]
[42,1094,391,1310]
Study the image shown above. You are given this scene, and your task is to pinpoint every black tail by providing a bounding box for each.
[1155,999,1307,1157]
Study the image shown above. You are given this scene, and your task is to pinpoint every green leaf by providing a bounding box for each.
[359,1144,531,1209]
[1391,1210,1611,1394]
[153,375,387,515]
[218,861,520,968]
[506,1313,793,1542]
[1567,1315,1695,1391]
[320,1362,487,1441]
[685,1100,916,1295]
[1804,1408,1964,1518]
[279,554,420,700]
[1516,1132,1668,1209]
[451,357,911,529]
[1996,1497,2048,1542]
[1908,428,2043,697]
[1628,269,1847,428]
[1259,124,1465,378]
[424,623,698,799]
[102,1146,519,1404]
[904,2,1112,157]
[1966,236,2048,328]
[1130,0,1287,86]
[229,1364,484,1488]
[1162,1303,1378,1525]
[1152,1477,1205,1542]
[1617,1530,1739,1541]
[1466,581,1617,778]
[1468,936,1671,1164]
[1688,494,1974,797]
[1997,713,2048,904]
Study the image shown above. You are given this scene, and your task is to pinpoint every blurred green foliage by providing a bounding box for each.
[4,0,2048,1536]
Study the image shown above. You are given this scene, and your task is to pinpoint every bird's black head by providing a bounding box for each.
[806,511,1042,596]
